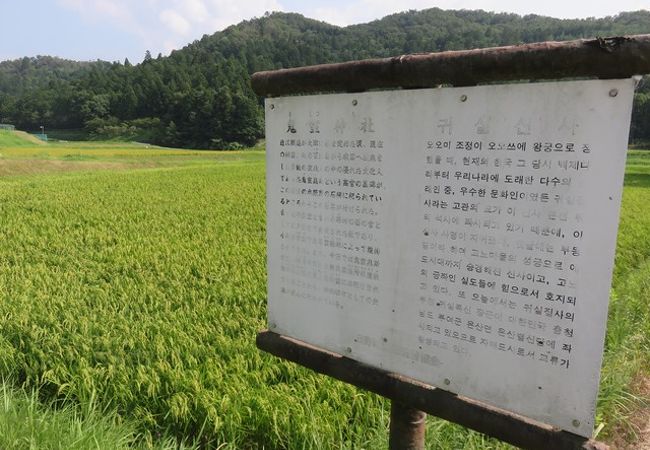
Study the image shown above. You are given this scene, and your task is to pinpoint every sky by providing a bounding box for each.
[1,0,648,63]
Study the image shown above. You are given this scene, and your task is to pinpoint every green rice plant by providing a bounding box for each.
[0,145,646,448]
[594,150,650,440]
[0,378,195,449]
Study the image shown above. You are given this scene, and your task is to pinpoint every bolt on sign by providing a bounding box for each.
[256,36,650,446]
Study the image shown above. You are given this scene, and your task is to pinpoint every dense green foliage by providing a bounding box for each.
[0,134,647,448]
[0,380,192,450]
[632,78,650,142]
[1,9,650,148]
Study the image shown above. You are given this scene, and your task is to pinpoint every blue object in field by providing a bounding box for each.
[34,133,48,142]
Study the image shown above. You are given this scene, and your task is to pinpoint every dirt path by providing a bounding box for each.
[638,420,650,450]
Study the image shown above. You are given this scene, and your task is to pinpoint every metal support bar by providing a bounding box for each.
[389,401,426,450]
[256,330,609,450]
[251,34,650,97]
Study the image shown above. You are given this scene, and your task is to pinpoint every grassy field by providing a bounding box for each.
[0,379,195,450]
[0,132,648,449]
[0,130,46,147]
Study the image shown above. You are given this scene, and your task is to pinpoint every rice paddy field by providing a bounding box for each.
[0,130,648,449]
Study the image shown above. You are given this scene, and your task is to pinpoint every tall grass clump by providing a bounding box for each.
[0,379,195,449]
[596,150,650,438]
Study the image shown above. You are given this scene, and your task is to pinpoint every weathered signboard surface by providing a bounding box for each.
[265,79,635,437]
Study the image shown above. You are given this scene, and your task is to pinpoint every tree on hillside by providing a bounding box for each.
[1,9,650,146]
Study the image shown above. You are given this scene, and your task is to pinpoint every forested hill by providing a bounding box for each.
[1,9,650,149]
[0,57,107,94]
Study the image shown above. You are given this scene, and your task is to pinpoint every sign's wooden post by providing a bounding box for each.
[389,401,426,450]
[253,35,650,450]
[256,331,609,449]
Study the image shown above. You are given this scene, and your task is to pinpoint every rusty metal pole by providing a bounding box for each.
[389,400,426,450]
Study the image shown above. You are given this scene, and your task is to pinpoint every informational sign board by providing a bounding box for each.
[265,79,635,437]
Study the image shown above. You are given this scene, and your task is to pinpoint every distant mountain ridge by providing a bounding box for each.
[0,56,105,93]
[1,9,649,148]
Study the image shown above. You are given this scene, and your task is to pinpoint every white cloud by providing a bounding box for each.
[206,0,284,30]
[58,0,146,37]
[312,0,444,26]
[160,9,192,35]
[161,0,284,33]
[178,0,209,23]
[156,0,283,52]
[59,0,134,24]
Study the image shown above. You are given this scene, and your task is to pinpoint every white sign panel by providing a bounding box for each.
[265,79,635,437]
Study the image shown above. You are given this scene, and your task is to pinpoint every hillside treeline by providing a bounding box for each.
[1,9,650,149]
